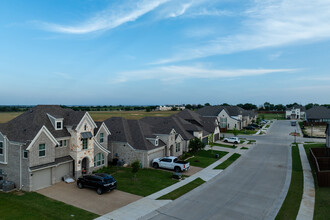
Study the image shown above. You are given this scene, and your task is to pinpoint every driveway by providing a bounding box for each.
[37,181,142,215]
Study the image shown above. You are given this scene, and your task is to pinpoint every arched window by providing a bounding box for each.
[94,153,105,167]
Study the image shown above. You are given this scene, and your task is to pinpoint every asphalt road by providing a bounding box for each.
[144,120,297,220]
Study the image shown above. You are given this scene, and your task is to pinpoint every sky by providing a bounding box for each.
[0,0,330,106]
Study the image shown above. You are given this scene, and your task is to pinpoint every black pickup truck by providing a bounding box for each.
[77,173,117,195]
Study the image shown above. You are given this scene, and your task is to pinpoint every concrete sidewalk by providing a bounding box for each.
[96,147,245,220]
[297,144,315,220]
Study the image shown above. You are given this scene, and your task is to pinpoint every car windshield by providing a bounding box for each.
[103,176,115,183]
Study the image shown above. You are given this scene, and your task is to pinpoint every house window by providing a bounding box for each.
[100,133,104,143]
[94,153,105,167]
[59,140,63,147]
[39,144,46,157]
[82,139,88,150]
[155,139,158,146]
[64,140,67,146]
[176,143,181,152]
[56,122,62,129]
[84,124,87,131]
[228,123,230,128]
[23,150,28,159]
[0,141,3,155]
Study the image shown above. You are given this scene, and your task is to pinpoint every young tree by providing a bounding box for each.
[233,128,239,137]
[131,160,140,181]
[189,137,205,154]
[208,133,214,154]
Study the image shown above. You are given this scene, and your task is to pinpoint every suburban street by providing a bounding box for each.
[144,120,297,220]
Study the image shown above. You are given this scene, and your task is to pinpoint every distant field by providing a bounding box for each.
[258,113,285,120]
[88,110,178,121]
[0,112,23,123]
[0,111,178,123]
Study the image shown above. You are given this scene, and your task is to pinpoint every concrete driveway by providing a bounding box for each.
[37,181,142,215]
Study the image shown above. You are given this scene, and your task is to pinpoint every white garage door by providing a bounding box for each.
[55,162,71,183]
[32,168,52,191]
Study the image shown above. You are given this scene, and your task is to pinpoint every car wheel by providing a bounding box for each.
[174,167,181,173]
[153,163,159,169]
[77,182,83,189]
[234,141,238,144]
[96,188,103,195]
[224,140,228,143]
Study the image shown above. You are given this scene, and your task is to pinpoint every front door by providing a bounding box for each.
[81,157,89,174]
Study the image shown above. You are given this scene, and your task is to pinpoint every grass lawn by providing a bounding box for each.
[94,166,179,196]
[214,153,241,170]
[157,178,205,200]
[211,142,237,149]
[258,113,285,120]
[241,147,248,150]
[275,144,303,220]
[89,110,178,121]
[265,124,270,128]
[304,143,330,220]
[247,140,256,144]
[0,112,23,123]
[187,150,228,168]
[225,129,257,135]
[0,191,98,220]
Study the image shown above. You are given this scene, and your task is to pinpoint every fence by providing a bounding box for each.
[310,148,330,187]
[303,121,328,126]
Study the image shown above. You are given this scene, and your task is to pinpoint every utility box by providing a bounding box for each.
[2,181,15,192]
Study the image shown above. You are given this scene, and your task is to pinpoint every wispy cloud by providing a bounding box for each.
[110,65,296,83]
[297,76,330,81]
[154,0,330,64]
[35,0,170,34]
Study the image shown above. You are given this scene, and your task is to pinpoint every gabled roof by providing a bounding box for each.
[176,109,217,134]
[306,106,330,120]
[140,116,197,140]
[103,117,166,151]
[0,105,85,143]
[196,106,227,117]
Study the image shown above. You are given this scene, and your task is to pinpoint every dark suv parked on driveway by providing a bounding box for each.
[77,173,117,195]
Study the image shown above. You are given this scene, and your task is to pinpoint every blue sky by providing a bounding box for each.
[1,0,330,106]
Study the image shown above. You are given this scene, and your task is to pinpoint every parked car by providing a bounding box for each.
[243,125,255,130]
[152,156,190,172]
[223,137,240,144]
[250,124,261,129]
[77,173,117,195]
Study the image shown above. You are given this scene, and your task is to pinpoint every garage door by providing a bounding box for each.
[55,162,71,183]
[32,168,52,191]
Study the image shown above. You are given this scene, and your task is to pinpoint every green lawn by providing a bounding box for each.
[225,129,257,135]
[214,153,241,169]
[275,144,303,220]
[247,140,256,144]
[304,143,330,220]
[211,142,237,149]
[94,166,179,196]
[0,191,98,220]
[157,178,205,200]
[265,124,270,128]
[187,150,228,168]
[89,110,178,121]
[241,147,248,150]
[258,113,285,120]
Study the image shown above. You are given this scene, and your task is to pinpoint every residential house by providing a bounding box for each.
[197,106,242,131]
[176,109,221,142]
[305,106,330,123]
[0,105,109,191]
[326,123,330,148]
[285,105,305,120]
[156,105,185,111]
[103,117,176,168]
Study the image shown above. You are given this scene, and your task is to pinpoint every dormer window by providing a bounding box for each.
[155,139,159,146]
[56,122,62,129]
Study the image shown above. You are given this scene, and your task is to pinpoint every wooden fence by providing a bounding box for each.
[310,148,330,187]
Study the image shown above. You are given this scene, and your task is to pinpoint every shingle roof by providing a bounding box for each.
[140,116,197,140]
[306,106,330,120]
[103,117,165,151]
[176,109,217,134]
[0,105,86,143]
[196,106,227,116]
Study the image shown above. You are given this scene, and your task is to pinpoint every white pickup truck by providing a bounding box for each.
[152,156,190,172]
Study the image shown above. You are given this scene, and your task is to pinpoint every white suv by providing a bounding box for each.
[223,137,240,144]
